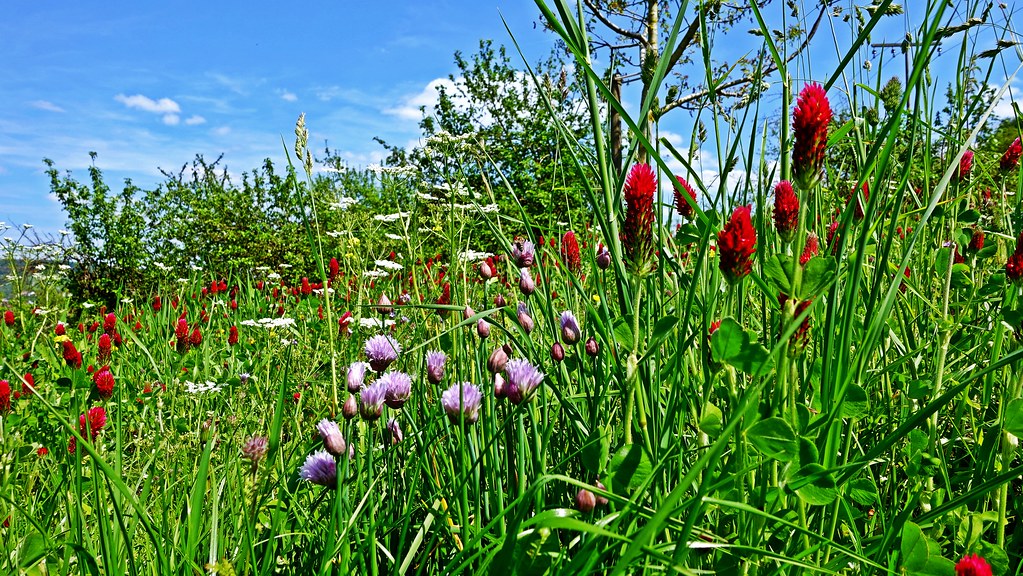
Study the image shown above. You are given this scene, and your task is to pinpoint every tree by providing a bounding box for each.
[376,40,596,240]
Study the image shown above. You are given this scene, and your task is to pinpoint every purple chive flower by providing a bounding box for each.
[504,358,544,405]
[299,450,337,488]
[380,371,412,409]
[359,381,388,421]
[387,418,404,445]
[441,382,483,425]
[316,418,347,457]
[365,334,401,373]
[559,310,581,345]
[342,395,358,420]
[517,302,535,334]
[512,239,535,267]
[347,361,369,392]
[425,350,446,384]
[519,268,536,296]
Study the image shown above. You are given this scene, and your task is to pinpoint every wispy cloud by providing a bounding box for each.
[29,100,65,113]
[114,93,181,114]
[280,90,298,102]
[185,115,206,125]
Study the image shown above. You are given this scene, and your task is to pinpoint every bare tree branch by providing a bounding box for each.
[658,2,830,116]
[582,0,648,44]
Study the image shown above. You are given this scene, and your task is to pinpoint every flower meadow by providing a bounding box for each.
[4,1,1023,575]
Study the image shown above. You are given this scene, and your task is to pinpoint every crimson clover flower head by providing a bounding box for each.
[63,340,83,369]
[81,406,107,440]
[673,176,697,220]
[717,205,757,284]
[800,232,820,266]
[92,366,114,400]
[560,231,582,275]
[425,350,446,384]
[955,553,993,576]
[1001,136,1022,171]
[559,310,581,345]
[365,334,401,372]
[504,358,544,405]
[380,370,412,409]
[773,180,799,242]
[955,150,974,182]
[622,163,657,276]
[299,450,337,488]
[0,380,10,413]
[359,381,388,421]
[792,83,831,189]
[441,382,483,425]
[241,436,269,464]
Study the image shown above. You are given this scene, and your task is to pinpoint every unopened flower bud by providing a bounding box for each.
[519,268,535,296]
[575,488,596,512]
[479,261,493,279]
[551,342,565,362]
[342,395,358,420]
[585,337,599,357]
[376,294,393,315]
[488,345,509,374]
[477,319,491,339]
[596,247,611,270]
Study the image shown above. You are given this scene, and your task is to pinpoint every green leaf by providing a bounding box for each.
[506,527,560,576]
[18,533,47,568]
[973,540,1009,576]
[581,427,611,475]
[951,263,972,289]
[612,317,634,351]
[1002,398,1023,437]
[762,254,792,294]
[901,522,929,571]
[699,403,723,438]
[800,256,838,298]
[847,478,878,506]
[788,463,838,505]
[798,437,819,466]
[959,208,981,223]
[977,244,997,259]
[710,318,772,376]
[645,314,678,355]
[604,444,652,493]
[840,384,869,419]
[747,417,798,462]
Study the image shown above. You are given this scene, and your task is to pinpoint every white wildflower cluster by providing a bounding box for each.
[373,212,410,223]
[457,250,493,263]
[267,272,282,280]
[184,380,222,394]
[359,317,396,329]
[453,203,500,214]
[417,193,440,202]
[329,197,358,210]
[367,164,418,177]
[384,233,404,241]
[240,317,296,328]
[326,230,354,238]
[362,270,389,278]
[374,260,403,271]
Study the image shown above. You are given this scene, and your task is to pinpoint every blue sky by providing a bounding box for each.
[2,2,1020,239]
[0,1,558,237]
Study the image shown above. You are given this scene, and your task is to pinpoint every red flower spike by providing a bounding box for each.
[955,150,974,182]
[4,310,14,327]
[673,176,697,220]
[0,380,10,413]
[97,333,112,364]
[792,83,831,189]
[560,231,582,275]
[228,326,239,346]
[773,180,799,243]
[968,228,985,252]
[1000,137,1022,171]
[717,205,757,284]
[62,341,83,369]
[93,367,114,400]
[800,232,820,266]
[329,257,340,281]
[955,554,993,576]
[622,163,658,275]
[779,293,813,348]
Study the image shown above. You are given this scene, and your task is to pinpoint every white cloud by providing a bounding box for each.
[384,78,462,120]
[114,93,181,114]
[162,114,180,125]
[280,90,297,102]
[30,100,65,113]
[185,115,206,125]
[212,126,231,136]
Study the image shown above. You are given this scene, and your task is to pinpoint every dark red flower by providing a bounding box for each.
[800,232,820,266]
[329,257,340,281]
[955,553,993,576]
[55,322,66,336]
[955,150,974,182]
[62,341,83,369]
[968,228,985,252]
[792,83,831,189]
[21,373,34,397]
[97,333,112,364]
[1008,252,1023,284]
[103,313,116,334]
[779,293,812,348]
[93,367,114,400]
[437,283,451,316]
[900,267,911,294]
[3,310,14,327]
[673,176,697,220]
[560,231,582,275]
[773,180,799,242]
[174,317,189,341]
[152,296,162,312]
[1000,137,1022,171]
[827,221,841,254]
[0,380,10,413]
[228,326,239,346]
[81,406,106,440]
[622,163,657,275]
[718,205,757,284]
[189,327,202,347]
